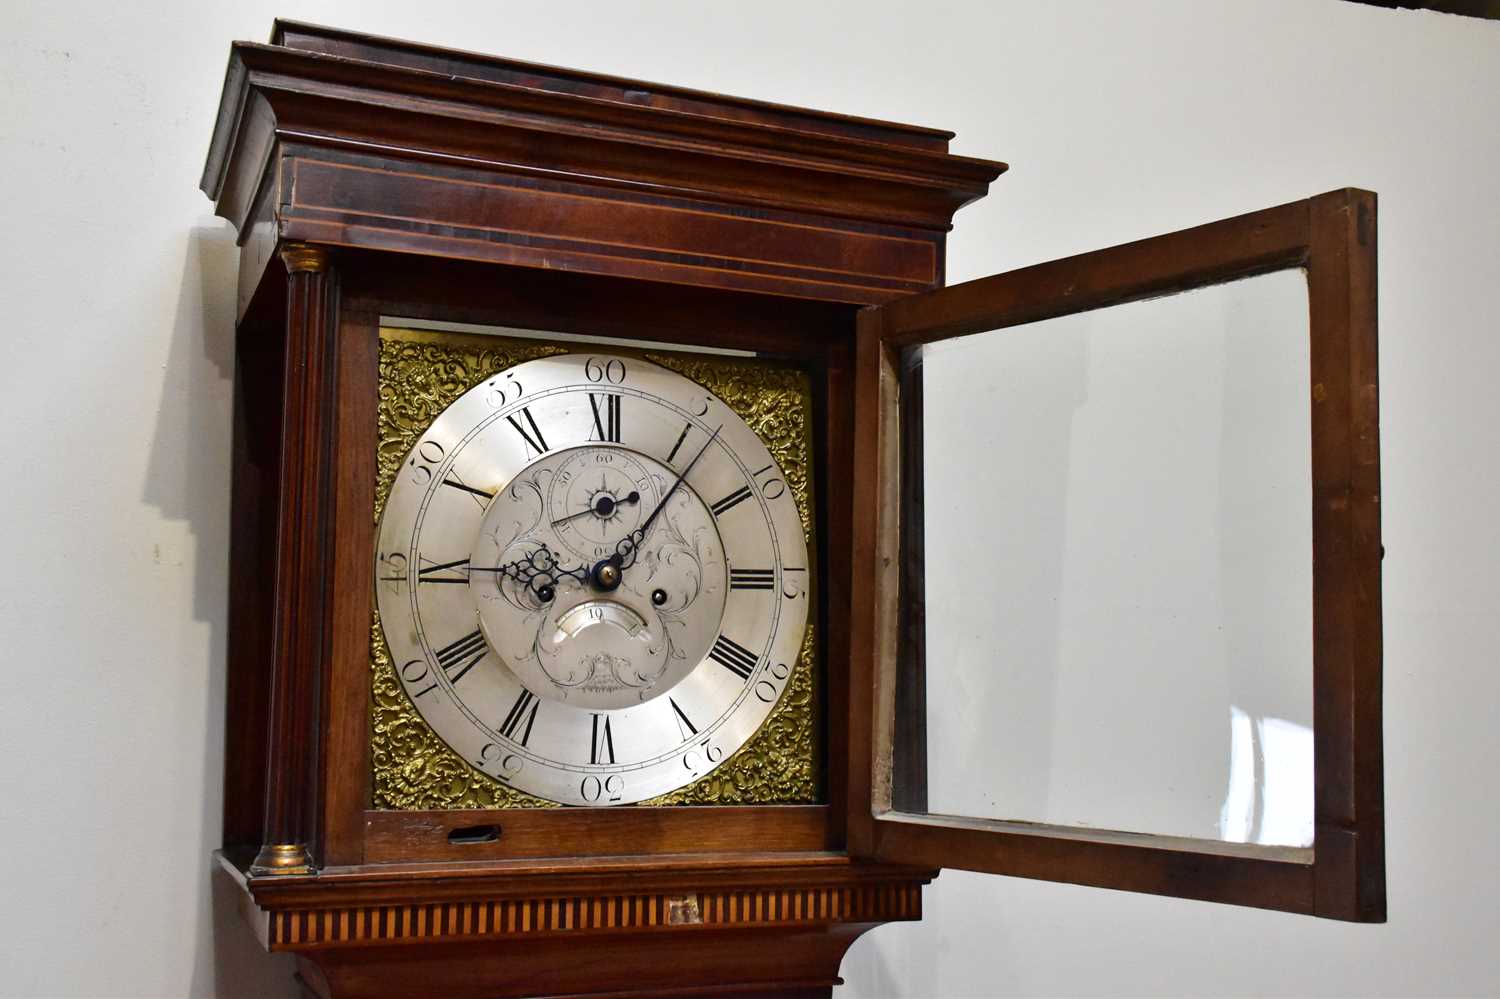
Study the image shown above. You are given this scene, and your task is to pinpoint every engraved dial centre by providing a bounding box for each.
[469,445,728,711]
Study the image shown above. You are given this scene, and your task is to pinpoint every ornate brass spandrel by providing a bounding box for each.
[643,351,815,542]
[371,326,820,810]
[372,613,557,810]
[374,328,566,526]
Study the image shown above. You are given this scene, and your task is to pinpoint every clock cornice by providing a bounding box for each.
[200,22,1006,314]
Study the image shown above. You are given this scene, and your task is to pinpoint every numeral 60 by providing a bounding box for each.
[584,357,626,384]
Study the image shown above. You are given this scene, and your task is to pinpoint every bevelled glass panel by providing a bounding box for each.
[897,269,1314,847]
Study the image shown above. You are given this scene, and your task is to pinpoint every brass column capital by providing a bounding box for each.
[279,242,331,275]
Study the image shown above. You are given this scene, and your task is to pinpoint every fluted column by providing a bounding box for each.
[251,243,338,876]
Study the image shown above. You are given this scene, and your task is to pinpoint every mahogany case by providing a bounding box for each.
[202,19,1005,999]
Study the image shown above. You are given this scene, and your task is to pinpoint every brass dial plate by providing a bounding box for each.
[371,327,819,809]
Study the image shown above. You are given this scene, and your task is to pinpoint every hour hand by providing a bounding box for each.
[469,545,587,601]
[467,546,555,577]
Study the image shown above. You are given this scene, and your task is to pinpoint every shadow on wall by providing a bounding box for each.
[208,865,300,999]
[841,920,906,998]
[154,224,299,998]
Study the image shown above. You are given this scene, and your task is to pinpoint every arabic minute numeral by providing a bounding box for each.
[682,737,724,776]
[712,464,786,519]
[754,661,793,704]
[580,773,624,803]
[484,371,523,408]
[584,356,627,384]
[407,439,445,485]
[400,658,437,699]
[475,742,524,783]
[751,462,786,500]
[378,551,409,592]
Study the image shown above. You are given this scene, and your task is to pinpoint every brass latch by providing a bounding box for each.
[665,895,703,925]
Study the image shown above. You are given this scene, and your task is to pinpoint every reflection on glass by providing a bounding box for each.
[904,269,1314,848]
[1220,708,1313,846]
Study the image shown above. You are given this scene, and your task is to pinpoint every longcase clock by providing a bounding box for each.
[202,21,1386,999]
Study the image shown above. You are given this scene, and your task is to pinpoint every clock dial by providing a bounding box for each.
[375,352,810,805]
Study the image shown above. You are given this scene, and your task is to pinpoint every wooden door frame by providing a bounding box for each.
[847,190,1384,921]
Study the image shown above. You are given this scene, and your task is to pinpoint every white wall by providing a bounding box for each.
[1,1,1495,996]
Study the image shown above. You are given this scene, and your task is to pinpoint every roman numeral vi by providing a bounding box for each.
[590,713,616,765]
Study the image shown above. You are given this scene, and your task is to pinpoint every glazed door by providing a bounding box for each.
[848,190,1384,921]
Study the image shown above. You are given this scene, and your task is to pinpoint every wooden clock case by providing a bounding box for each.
[202,20,1385,999]
[203,20,1003,999]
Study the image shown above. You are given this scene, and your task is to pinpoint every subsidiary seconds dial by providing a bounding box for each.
[374,353,810,805]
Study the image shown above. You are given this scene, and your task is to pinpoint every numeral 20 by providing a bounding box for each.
[754,661,792,703]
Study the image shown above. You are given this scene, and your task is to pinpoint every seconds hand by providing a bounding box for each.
[549,491,639,527]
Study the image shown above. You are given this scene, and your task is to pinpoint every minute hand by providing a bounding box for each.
[616,425,721,568]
